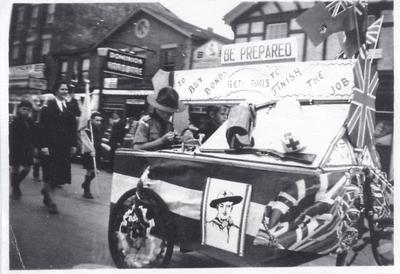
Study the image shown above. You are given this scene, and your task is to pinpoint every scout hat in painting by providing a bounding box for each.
[147,87,186,113]
[275,98,306,153]
[210,190,243,208]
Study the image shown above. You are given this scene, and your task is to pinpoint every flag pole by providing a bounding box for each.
[89,119,100,198]
[368,16,384,74]
[84,80,100,198]
[352,1,361,56]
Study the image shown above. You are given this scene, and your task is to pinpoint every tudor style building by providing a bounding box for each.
[223,0,394,176]
[223,1,394,117]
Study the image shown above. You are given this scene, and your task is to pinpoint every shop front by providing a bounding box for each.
[100,89,153,120]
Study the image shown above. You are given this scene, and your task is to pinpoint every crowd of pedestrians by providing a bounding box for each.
[9,83,229,214]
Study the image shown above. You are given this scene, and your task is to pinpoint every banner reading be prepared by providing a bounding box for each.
[221,38,297,65]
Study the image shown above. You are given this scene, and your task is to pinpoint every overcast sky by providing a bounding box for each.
[159,0,244,39]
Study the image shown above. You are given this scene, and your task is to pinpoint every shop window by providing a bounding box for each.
[46,4,55,24]
[61,61,68,79]
[235,23,249,35]
[30,5,39,28]
[197,51,204,59]
[41,34,51,55]
[12,41,20,60]
[266,23,288,39]
[161,48,176,71]
[81,58,90,81]
[250,21,264,34]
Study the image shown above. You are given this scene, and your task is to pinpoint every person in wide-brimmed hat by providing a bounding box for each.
[133,87,186,151]
[207,190,243,244]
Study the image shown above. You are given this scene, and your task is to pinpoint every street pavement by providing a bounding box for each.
[9,163,378,269]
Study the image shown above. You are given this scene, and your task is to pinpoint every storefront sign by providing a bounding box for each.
[104,49,145,79]
[174,60,355,103]
[9,77,48,90]
[126,99,145,105]
[104,77,118,88]
[29,78,47,90]
[221,38,297,65]
[9,63,45,79]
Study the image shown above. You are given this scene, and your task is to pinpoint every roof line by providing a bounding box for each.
[93,7,196,49]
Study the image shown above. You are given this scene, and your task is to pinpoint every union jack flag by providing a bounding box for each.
[366,16,383,48]
[327,0,367,16]
[346,52,379,148]
[326,0,352,16]
[253,173,349,253]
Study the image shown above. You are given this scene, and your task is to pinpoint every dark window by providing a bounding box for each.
[197,51,203,59]
[16,6,25,30]
[46,4,55,24]
[161,48,176,71]
[30,5,39,28]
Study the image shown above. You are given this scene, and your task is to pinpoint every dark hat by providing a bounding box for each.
[147,87,186,113]
[91,111,103,119]
[209,190,243,208]
[18,100,33,109]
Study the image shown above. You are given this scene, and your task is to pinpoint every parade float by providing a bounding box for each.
[107,1,393,268]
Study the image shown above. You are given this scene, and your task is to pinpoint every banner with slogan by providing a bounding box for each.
[221,37,298,65]
[173,60,355,103]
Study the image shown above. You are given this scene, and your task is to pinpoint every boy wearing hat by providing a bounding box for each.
[9,100,34,199]
[133,87,185,151]
[81,112,103,199]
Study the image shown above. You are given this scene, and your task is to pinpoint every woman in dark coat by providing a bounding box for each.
[9,100,34,199]
[39,81,78,214]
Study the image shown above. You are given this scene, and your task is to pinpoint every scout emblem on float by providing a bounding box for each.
[202,178,251,256]
[104,49,145,79]
[221,37,297,65]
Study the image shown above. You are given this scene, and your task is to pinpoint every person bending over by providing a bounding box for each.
[133,87,185,151]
